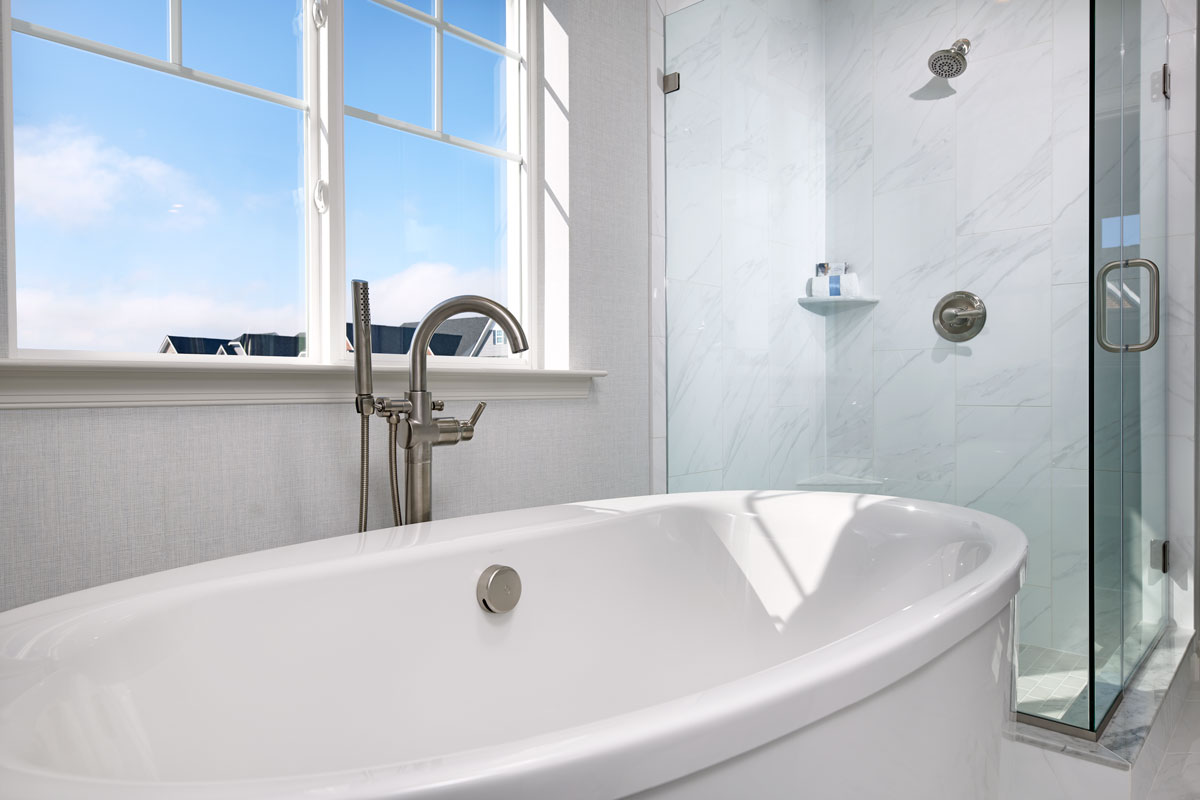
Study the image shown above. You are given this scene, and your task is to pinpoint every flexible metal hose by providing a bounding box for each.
[358,413,370,533]
[388,420,403,527]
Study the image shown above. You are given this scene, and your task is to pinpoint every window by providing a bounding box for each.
[5,0,528,362]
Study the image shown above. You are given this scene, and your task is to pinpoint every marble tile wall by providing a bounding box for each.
[663,0,827,492]
[659,0,1196,650]
[822,0,1091,652]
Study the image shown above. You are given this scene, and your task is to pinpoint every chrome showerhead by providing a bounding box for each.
[928,38,971,78]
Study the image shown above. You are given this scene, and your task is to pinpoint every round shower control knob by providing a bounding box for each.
[477,565,522,614]
[933,291,987,342]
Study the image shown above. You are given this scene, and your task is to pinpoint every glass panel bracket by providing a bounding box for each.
[1151,540,1170,574]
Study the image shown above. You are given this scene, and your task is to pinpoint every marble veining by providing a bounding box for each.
[957,406,1053,591]
[825,146,874,293]
[824,0,873,152]
[1050,283,1089,471]
[1019,585,1054,650]
[955,227,1053,407]
[873,349,955,484]
[872,181,957,351]
[665,0,825,490]
[666,280,723,477]
[955,43,1054,235]
[1167,234,1196,337]
[872,0,953,34]
[957,0,1053,59]
[721,348,771,489]
[872,14,957,194]
[768,405,813,488]
[664,0,721,102]
[665,88,722,286]
[1052,0,1091,96]
[1051,91,1089,286]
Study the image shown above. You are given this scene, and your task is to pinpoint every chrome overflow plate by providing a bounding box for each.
[477,564,522,614]
[933,291,987,342]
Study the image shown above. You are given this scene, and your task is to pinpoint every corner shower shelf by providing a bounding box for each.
[796,296,880,316]
[795,473,885,488]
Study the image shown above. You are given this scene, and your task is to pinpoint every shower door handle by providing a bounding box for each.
[1096,258,1161,353]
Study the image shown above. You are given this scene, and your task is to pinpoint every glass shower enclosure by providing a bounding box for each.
[1087,0,1171,734]
[662,0,1171,736]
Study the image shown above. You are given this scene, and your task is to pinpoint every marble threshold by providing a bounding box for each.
[1008,627,1196,770]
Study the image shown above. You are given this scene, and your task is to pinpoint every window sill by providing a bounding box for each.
[0,358,606,409]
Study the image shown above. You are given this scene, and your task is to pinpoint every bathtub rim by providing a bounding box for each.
[0,490,1027,800]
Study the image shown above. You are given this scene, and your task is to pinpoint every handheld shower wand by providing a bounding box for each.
[351,279,407,532]
[352,280,374,414]
[352,280,374,533]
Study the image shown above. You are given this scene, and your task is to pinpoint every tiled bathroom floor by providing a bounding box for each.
[1016,624,1164,730]
[1147,683,1200,798]
[1015,644,1090,726]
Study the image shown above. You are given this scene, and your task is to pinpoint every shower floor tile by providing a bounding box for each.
[1015,623,1163,730]
[1015,644,1090,727]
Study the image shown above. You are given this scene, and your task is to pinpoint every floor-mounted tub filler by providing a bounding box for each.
[0,491,1025,799]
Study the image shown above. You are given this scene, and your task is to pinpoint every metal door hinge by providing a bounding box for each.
[1163,63,1172,100]
[1152,539,1170,574]
[663,72,680,94]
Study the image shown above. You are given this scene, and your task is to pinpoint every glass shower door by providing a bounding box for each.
[1091,0,1170,731]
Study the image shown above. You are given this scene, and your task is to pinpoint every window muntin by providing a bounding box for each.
[345,118,509,334]
[443,33,508,149]
[342,0,521,350]
[12,27,305,354]
[181,0,304,99]
[443,0,506,45]
[6,0,527,362]
[344,0,434,128]
[12,0,168,59]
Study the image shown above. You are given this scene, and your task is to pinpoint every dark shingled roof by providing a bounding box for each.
[345,323,462,357]
[160,336,235,356]
[236,333,304,357]
[400,317,490,357]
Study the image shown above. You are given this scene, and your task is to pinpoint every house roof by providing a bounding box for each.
[161,318,483,359]
[236,333,304,357]
[159,336,236,356]
[344,323,462,357]
[400,317,491,357]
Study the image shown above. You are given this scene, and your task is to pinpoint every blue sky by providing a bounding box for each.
[11,0,511,352]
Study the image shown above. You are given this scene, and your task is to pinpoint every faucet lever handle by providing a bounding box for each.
[455,402,487,443]
[468,401,487,427]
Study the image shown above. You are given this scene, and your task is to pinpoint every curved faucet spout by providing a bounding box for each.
[408,295,529,392]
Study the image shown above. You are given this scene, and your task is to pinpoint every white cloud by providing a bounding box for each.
[364,262,508,324]
[14,123,218,229]
[18,262,505,352]
[17,287,301,353]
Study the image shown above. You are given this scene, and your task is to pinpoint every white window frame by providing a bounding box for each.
[0,0,600,408]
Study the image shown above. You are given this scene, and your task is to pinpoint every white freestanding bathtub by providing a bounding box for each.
[0,491,1025,799]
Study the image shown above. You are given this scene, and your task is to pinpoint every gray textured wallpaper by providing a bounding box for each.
[0,0,650,611]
